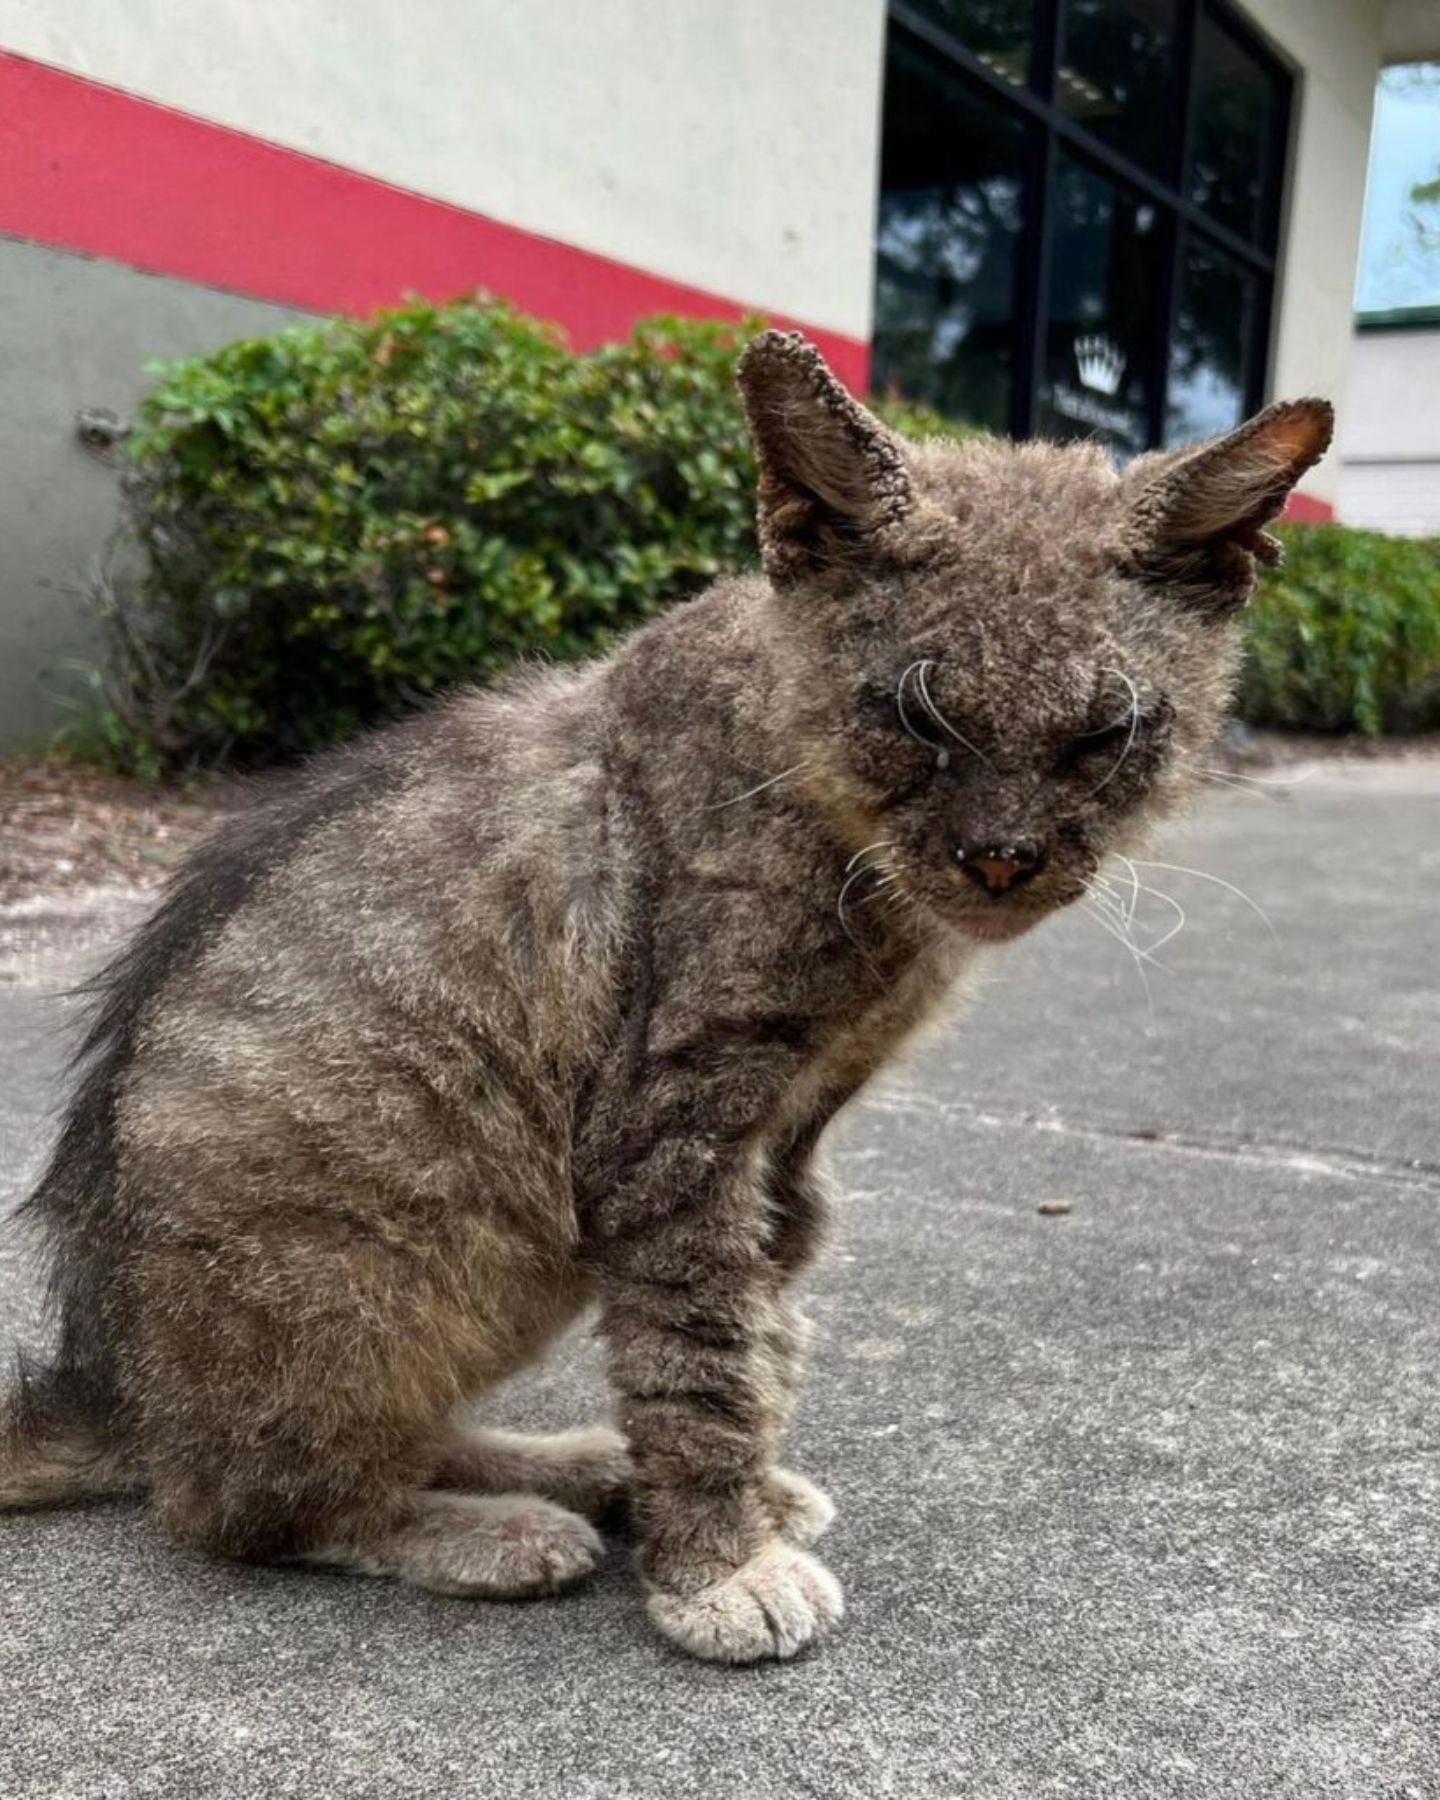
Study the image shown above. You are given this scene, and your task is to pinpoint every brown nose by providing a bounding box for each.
[957,838,1042,895]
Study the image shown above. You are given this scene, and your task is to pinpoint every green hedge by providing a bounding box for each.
[85,296,952,774]
[1240,524,1440,735]
[76,294,1438,773]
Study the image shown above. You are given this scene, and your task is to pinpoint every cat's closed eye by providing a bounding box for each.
[1055,718,1135,773]
[858,675,942,749]
[1056,692,1173,779]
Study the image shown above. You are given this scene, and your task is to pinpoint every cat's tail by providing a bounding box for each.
[0,1353,139,1511]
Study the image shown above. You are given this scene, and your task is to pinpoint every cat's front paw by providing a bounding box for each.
[646,1541,843,1663]
[764,1467,836,1548]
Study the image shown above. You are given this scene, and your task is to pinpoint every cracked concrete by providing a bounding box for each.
[1,757,1437,1798]
[882,1095,1440,1192]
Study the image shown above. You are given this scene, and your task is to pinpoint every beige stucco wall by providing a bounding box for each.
[1236,0,1385,504]
[0,239,306,749]
[1337,329,1440,534]
[0,0,888,341]
[1382,0,1440,64]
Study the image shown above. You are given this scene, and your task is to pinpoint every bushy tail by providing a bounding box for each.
[0,1355,138,1511]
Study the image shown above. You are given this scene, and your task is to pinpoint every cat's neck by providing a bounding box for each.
[603,575,946,980]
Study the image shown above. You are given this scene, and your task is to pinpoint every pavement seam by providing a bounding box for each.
[874,1089,1440,1195]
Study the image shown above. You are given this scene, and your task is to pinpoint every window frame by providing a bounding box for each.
[879,0,1296,447]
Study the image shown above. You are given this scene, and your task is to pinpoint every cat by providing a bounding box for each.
[0,331,1330,1662]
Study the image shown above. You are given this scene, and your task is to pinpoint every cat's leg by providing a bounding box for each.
[755,1116,846,1549]
[428,1143,828,1542]
[134,1230,604,1601]
[428,1422,631,1522]
[432,1409,828,1548]
[305,1490,603,1597]
[590,1127,843,1663]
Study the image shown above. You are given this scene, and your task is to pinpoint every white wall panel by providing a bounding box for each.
[1237,0,1385,503]
[0,0,887,337]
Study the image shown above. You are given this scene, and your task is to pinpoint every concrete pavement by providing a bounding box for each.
[1,759,1437,1798]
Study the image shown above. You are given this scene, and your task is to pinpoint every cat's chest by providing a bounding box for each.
[773,932,978,1136]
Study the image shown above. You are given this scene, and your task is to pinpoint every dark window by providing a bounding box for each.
[1058,0,1179,179]
[1039,157,1166,454]
[908,1,1035,87]
[1167,233,1260,440]
[1188,8,1283,243]
[876,1,1291,453]
[874,41,1031,433]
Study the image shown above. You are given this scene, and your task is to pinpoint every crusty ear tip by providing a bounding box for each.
[736,328,829,394]
[1267,395,1336,463]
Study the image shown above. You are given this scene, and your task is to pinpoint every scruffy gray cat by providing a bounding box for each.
[1,332,1330,1662]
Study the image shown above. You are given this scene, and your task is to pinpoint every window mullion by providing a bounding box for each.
[1015,122,1057,439]
[1150,0,1202,446]
[1031,0,1061,103]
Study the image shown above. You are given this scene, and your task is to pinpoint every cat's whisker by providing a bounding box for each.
[1191,767,1275,800]
[1085,668,1142,797]
[1092,859,1187,958]
[706,762,810,810]
[845,839,895,874]
[1083,880,1162,964]
[1197,761,1316,790]
[1127,857,1281,947]
[836,840,898,956]
[1134,883,1188,956]
[1087,884,1132,932]
[835,868,872,947]
[1092,859,1141,932]
[1111,854,1147,932]
[1082,899,1159,1031]
[1087,889,1148,955]
[1090,870,1135,930]
[894,662,946,756]
[911,661,994,770]
[1179,754,1317,802]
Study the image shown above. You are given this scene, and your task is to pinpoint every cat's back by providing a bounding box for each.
[104,664,627,1177]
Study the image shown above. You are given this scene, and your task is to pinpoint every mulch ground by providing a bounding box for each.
[0,760,242,905]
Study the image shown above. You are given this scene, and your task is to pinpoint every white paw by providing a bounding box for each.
[764,1467,836,1549]
[646,1541,844,1663]
[391,1494,604,1599]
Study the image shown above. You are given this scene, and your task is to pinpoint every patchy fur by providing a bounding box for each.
[1,331,1331,1661]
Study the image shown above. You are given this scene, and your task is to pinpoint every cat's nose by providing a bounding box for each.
[957,838,1042,895]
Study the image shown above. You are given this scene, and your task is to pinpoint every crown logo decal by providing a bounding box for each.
[1074,335,1126,397]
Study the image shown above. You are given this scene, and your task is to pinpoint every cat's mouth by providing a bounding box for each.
[871,848,1086,945]
[940,880,1087,943]
[947,909,1047,944]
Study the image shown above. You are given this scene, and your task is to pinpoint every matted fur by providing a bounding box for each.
[1,333,1331,1661]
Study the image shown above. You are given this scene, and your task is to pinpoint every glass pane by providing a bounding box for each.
[909,1,1033,88]
[1355,63,1440,317]
[1166,235,1259,444]
[1038,156,1165,456]
[874,41,1030,434]
[1189,12,1283,244]
[1059,0,1179,178]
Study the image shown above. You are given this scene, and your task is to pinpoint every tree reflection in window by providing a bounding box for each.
[1188,9,1279,244]
[874,3,1290,448]
[1166,235,1257,444]
[909,0,1034,87]
[1058,0,1178,179]
[874,43,1028,433]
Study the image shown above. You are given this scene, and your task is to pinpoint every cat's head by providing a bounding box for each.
[736,330,1332,944]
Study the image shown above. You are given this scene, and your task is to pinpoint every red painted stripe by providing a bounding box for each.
[0,50,870,390]
[1282,492,1336,524]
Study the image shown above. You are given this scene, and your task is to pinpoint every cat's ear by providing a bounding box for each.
[736,330,915,584]
[1126,398,1333,606]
